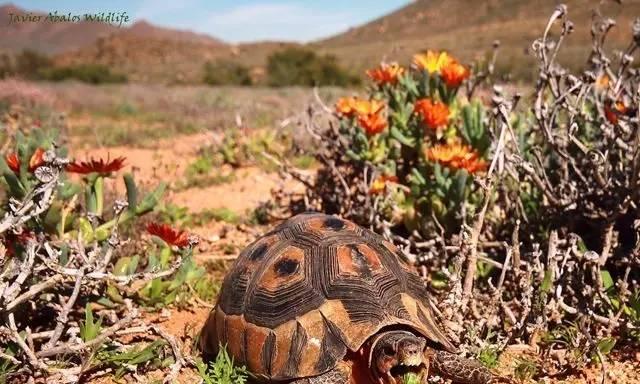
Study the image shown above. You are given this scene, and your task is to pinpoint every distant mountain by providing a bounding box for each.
[1,3,118,54]
[119,20,223,45]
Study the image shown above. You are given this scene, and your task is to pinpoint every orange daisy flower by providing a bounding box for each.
[4,148,46,174]
[604,100,629,125]
[426,143,487,174]
[147,222,192,248]
[412,51,454,73]
[369,174,399,194]
[414,99,450,130]
[66,156,126,175]
[336,97,356,116]
[357,112,387,136]
[366,62,405,86]
[336,97,385,117]
[441,60,470,88]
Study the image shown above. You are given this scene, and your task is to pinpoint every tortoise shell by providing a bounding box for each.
[200,213,455,381]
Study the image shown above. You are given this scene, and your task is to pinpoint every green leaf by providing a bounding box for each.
[541,267,553,293]
[58,180,82,200]
[597,337,616,355]
[77,217,94,242]
[136,182,166,215]
[85,183,97,215]
[3,171,26,198]
[123,173,138,211]
[601,270,614,292]
[79,304,102,342]
[59,244,69,266]
[410,167,426,185]
[390,126,415,147]
[105,285,125,304]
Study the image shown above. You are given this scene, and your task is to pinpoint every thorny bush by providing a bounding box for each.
[0,110,219,382]
[279,3,640,380]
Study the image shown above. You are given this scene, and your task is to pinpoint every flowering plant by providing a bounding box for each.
[332,50,490,235]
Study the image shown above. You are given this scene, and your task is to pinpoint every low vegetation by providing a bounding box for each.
[0,50,127,84]
[202,60,252,86]
[266,47,360,87]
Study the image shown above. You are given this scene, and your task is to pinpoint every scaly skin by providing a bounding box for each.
[290,333,503,384]
[430,350,493,384]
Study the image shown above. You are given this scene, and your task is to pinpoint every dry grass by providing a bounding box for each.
[36,82,345,148]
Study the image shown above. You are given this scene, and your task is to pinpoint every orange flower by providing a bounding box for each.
[441,60,470,88]
[414,99,450,130]
[595,73,610,91]
[426,143,487,174]
[4,148,46,174]
[369,174,399,194]
[366,62,405,85]
[336,97,385,117]
[357,112,387,136]
[147,222,192,248]
[336,97,356,116]
[66,156,126,175]
[604,100,628,125]
[412,51,454,73]
[28,148,45,172]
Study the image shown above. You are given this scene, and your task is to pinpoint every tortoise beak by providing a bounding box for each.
[398,353,422,366]
[397,338,425,366]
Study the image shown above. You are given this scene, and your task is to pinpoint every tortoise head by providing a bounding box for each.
[368,330,428,383]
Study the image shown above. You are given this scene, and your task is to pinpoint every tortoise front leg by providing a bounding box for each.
[430,350,493,384]
[289,361,351,384]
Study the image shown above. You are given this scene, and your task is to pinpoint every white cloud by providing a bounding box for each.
[198,2,355,42]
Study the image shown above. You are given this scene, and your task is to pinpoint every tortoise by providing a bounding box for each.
[200,213,495,384]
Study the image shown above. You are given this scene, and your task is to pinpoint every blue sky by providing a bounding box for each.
[10,0,410,42]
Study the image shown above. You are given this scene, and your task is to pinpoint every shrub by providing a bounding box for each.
[41,63,127,84]
[203,60,252,86]
[14,50,52,80]
[266,47,360,87]
[0,114,214,382]
[275,3,640,378]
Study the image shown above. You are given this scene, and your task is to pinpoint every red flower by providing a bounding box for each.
[147,222,191,248]
[66,156,126,175]
[4,148,46,174]
[414,99,450,130]
[5,153,20,173]
[2,230,34,257]
[441,60,470,88]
